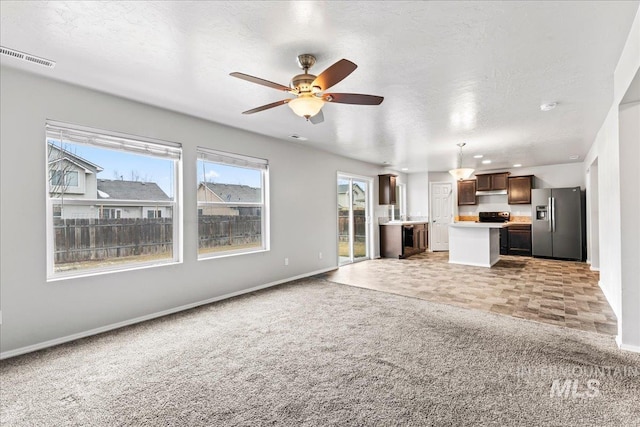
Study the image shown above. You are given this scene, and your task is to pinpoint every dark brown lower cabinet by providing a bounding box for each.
[506,224,532,256]
[500,228,509,255]
[380,223,428,258]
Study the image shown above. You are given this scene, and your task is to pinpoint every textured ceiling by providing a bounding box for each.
[1,1,638,173]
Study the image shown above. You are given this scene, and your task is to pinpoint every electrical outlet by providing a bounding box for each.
[284,258,289,266]
[319,252,323,259]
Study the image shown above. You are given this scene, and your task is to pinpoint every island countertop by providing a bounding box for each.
[449,221,531,228]
[449,222,507,228]
[381,220,429,226]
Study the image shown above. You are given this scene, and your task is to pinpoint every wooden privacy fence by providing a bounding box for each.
[198,215,262,248]
[53,218,173,263]
[54,215,263,264]
[338,208,367,242]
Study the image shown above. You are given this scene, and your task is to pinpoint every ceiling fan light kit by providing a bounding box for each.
[288,94,324,119]
[449,142,475,180]
[230,54,383,124]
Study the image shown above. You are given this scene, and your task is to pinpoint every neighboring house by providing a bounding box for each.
[197,182,261,216]
[97,179,172,219]
[338,183,366,210]
[48,142,171,219]
[48,142,103,218]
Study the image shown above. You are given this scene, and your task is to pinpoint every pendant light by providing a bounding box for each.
[448,142,474,180]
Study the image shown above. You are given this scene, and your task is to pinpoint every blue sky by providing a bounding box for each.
[49,140,261,196]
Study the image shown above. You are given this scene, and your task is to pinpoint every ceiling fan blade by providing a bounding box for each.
[242,99,289,114]
[230,72,291,92]
[323,93,384,105]
[309,110,324,124]
[311,59,357,91]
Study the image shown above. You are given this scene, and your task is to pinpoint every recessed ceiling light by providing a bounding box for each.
[473,154,484,159]
[482,159,492,164]
[540,102,558,111]
[513,164,522,167]
[569,155,579,160]
[289,134,307,141]
[401,167,409,171]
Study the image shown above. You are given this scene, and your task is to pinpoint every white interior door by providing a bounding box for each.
[430,182,453,251]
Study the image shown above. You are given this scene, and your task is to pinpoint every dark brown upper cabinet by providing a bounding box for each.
[476,172,510,191]
[508,175,534,204]
[378,174,397,205]
[457,179,477,205]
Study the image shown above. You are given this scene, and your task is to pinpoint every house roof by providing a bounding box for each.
[97,179,170,200]
[201,182,261,203]
[338,184,365,194]
[48,143,104,173]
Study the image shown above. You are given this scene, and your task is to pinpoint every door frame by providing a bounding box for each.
[337,172,374,266]
[429,181,454,251]
[587,158,600,270]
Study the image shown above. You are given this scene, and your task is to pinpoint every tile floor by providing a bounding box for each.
[321,251,617,335]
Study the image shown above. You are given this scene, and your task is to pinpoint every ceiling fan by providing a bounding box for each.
[230,54,384,124]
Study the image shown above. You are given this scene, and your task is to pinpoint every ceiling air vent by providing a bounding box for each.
[0,46,56,68]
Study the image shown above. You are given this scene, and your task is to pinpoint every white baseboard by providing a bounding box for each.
[0,267,336,360]
[616,335,640,353]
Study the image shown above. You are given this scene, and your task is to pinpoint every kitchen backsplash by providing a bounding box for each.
[458,194,532,217]
[456,215,531,223]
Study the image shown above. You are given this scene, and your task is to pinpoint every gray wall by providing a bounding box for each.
[618,101,640,349]
[0,66,386,355]
[584,6,640,351]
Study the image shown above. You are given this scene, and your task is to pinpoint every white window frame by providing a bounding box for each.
[196,147,269,260]
[390,183,406,221]
[45,120,182,280]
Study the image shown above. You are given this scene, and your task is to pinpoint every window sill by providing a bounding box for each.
[47,258,181,282]
[198,247,269,261]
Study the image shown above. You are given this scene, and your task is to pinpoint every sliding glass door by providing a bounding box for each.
[338,175,370,265]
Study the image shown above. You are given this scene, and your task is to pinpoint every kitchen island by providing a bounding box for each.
[448,222,507,267]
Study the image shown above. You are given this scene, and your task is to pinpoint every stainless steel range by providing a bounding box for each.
[478,211,510,223]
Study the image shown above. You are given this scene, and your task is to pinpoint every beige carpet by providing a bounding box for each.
[1,278,639,426]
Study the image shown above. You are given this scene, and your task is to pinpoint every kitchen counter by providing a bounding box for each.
[450,221,531,228]
[449,221,506,228]
[381,220,429,226]
[505,221,532,226]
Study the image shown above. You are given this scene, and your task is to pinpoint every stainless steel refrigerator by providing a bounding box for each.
[532,187,585,260]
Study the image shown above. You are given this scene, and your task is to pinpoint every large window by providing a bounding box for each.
[46,121,181,279]
[197,147,268,258]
